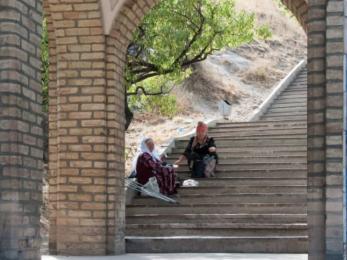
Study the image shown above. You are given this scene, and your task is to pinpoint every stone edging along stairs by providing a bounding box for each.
[125,60,308,253]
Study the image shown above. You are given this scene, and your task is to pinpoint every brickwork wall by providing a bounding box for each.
[44,0,127,255]
[0,0,43,259]
[43,0,58,254]
[282,0,308,31]
[325,0,345,258]
[41,0,345,257]
[307,1,328,259]
[307,0,346,259]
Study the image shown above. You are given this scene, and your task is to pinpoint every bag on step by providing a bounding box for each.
[204,155,216,178]
[142,176,160,195]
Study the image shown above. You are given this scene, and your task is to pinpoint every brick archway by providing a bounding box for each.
[0,0,344,259]
[42,0,311,256]
[44,0,344,258]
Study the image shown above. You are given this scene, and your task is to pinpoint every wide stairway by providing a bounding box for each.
[126,67,308,253]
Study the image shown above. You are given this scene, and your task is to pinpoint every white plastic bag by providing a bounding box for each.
[142,177,160,195]
[218,100,232,120]
[182,179,199,187]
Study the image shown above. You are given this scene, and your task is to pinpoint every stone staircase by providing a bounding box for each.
[126,67,308,253]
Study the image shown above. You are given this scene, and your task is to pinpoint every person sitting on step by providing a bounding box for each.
[175,121,218,178]
[132,137,178,196]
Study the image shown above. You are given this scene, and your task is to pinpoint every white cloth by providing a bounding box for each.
[130,137,161,176]
[182,179,199,187]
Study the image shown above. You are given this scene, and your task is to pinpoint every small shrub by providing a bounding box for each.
[257,25,272,40]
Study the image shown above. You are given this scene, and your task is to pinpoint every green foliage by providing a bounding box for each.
[145,95,178,117]
[126,0,258,86]
[256,25,272,40]
[41,18,49,112]
[129,93,178,117]
[125,0,272,118]
[128,76,180,117]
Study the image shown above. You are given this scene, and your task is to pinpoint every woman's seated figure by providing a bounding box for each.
[132,137,177,196]
[175,122,218,178]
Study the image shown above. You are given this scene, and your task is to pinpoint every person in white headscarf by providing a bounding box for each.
[131,137,161,176]
[131,137,178,196]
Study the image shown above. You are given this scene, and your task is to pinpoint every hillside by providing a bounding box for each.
[125,0,307,173]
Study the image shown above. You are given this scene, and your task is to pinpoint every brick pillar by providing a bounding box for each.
[0,1,43,260]
[308,0,346,258]
[325,0,345,258]
[307,0,327,259]
[46,0,125,255]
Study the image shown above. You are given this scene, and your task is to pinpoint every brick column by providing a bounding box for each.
[307,0,346,258]
[325,0,345,258]
[46,0,125,255]
[0,1,43,260]
[307,0,327,259]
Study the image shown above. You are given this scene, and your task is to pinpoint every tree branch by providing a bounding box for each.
[127,85,175,96]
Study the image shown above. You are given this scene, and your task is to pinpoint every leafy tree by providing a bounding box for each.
[40,1,271,129]
[125,0,269,129]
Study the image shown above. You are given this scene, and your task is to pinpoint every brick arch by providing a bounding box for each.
[282,0,308,31]
[104,0,308,38]
[41,0,344,258]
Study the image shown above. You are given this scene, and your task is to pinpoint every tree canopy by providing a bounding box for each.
[125,0,270,128]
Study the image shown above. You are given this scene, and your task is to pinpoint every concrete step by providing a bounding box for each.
[272,98,306,103]
[175,139,307,148]
[262,113,307,118]
[265,109,307,114]
[126,213,307,224]
[177,164,307,172]
[208,127,307,134]
[168,157,307,165]
[176,170,307,179]
[126,223,308,236]
[215,120,306,128]
[169,152,307,159]
[262,116,307,122]
[270,103,306,108]
[277,94,306,99]
[126,236,308,253]
[176,163,307,172]
[177,178,307,186]
[275,95,307,100]
[207,128,307,135]
[172,145,307,154]
[283,89,307,93]
[267,107,307,113]
[270,103,306,109]
[171,152,307,159]
[131,193,306,206]
[127,203,307,215]
[127,233,308,250]
[165,186,307,195]
[205,134,307,140]
[262,112,307,118]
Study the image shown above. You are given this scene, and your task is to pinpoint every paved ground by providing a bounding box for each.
[42,254,308,260]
